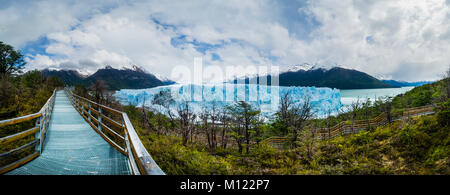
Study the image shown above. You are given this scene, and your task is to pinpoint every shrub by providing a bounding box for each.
[351,131,373,145]
[437,100,450,127]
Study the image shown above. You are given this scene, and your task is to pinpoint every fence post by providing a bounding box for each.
[41,108,46,152]
[78,98,83,115]
[35,116,42,153]
[88,102,91,122]
[98,107,102,132]
[124,124,128,154]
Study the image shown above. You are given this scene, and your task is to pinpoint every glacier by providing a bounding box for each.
[114,83,342,119]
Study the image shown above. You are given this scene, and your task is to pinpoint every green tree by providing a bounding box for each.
[437,100,450,127]
[0,41,25,76]
[228,101,261,154]
[48,75,65,89]
[23,70,44,90]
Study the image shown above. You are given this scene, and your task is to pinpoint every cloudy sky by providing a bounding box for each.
[1,0,449,82]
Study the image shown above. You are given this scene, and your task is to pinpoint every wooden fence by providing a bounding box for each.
[263,104,435,148]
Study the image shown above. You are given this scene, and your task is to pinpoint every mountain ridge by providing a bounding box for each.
[42,65,429,90]
[234,66,395,89]
[381,80,434,87]
[41,66,172,90]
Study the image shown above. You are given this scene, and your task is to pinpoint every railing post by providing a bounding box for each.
[35,116,42,153]
[88,102,91,122]
[41,108,46,152]
[79,98,82,112]
[123,124,128,154]
[98,107,102,132]
[123,123,132,173]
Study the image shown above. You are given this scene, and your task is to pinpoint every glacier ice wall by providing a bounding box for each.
[114,84,342,119]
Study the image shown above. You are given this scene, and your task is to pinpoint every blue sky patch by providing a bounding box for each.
[366,36,375,44]
[211,53,221,61]
[21,36,55,57]
[170,35,227,54]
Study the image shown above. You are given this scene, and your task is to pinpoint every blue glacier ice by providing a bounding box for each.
[114,83,342,119]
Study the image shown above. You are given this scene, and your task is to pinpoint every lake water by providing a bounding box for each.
[340,87,414,106]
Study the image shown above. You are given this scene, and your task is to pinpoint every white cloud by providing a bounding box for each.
[280,0,450,81]
[1,0,449,82]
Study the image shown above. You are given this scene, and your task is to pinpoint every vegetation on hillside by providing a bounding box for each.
[118,71,449,175]
[127,109,449,174]
[0,42,64,167]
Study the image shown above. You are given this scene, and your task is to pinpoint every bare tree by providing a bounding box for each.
[199,102,221,150]
[277,91,295,136]
[301,124,317,161]
[209,102,219,148]
[325,108,333,140]
[381,96,393,124]
[290,96,315,148]
[199,106,211,148]
[276,92,315,147]
[350,98,361,133]
[177,101,196,146]
[90,79,107,104]
[219,108,231,149]
[103,91,115,107]
[140,95,155,132]
[152,90,176,133]
[279,92,294,124]
[362,97,372,130]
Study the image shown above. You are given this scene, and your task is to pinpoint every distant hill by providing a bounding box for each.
[42,66,171,90]
[381,80,434,87]
[84,66,165,90]
[235,67,394,89]
[41,69,85,86]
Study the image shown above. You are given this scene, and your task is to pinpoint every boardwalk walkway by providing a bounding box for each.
[6,91,131,175]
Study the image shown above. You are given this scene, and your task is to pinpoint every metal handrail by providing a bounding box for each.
[64,88,165,175]
[0,89,57,174]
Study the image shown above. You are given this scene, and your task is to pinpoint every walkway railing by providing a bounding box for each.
[0,89,56,174]
[314,112,388,139]
[65,89,165,175]
[403,105,434,117]
[263,104,435,148]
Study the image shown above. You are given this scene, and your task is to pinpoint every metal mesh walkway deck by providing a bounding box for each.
[6,91,131,175]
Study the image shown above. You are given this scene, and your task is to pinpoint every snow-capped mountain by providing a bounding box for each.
[281,63,335,73]
[231,63,394,89]
[232,63,338,81]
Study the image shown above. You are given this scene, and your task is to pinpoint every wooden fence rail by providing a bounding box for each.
[264,104,435,148]
[0,89,57,174]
